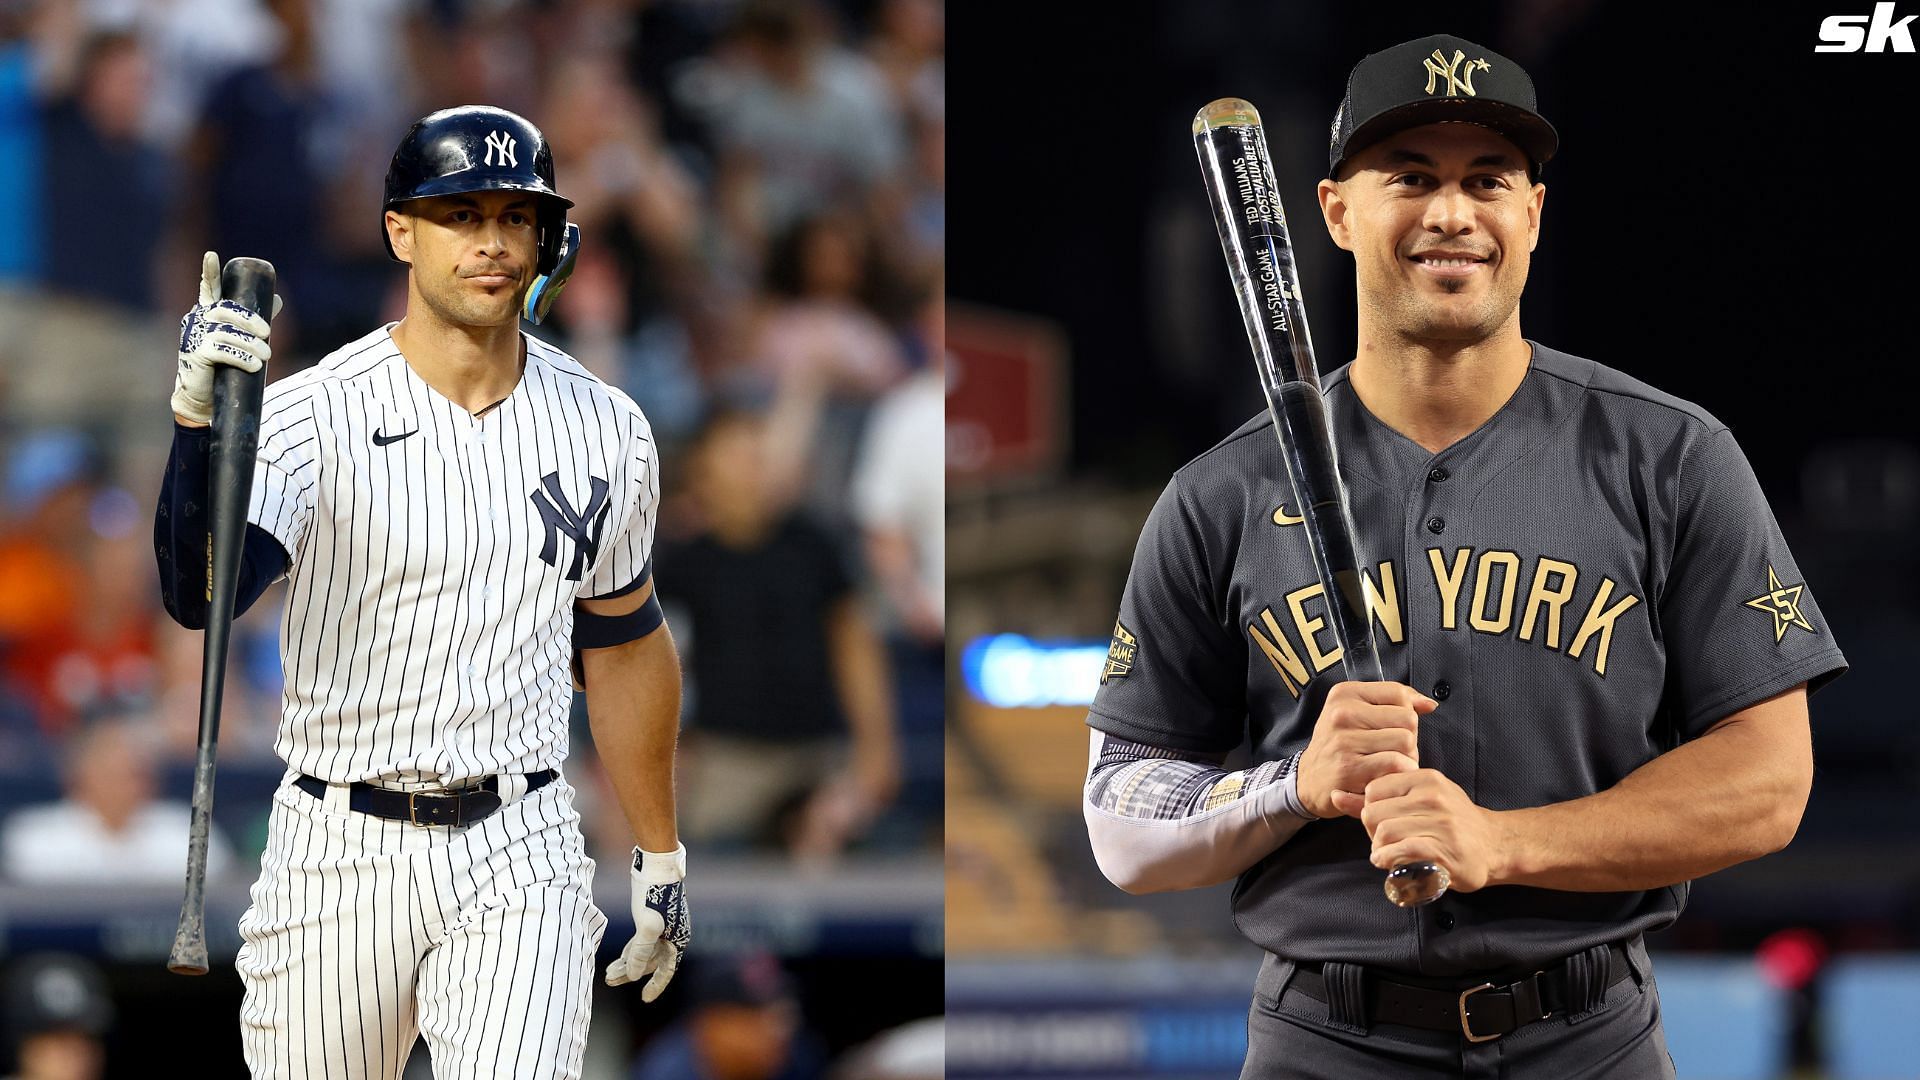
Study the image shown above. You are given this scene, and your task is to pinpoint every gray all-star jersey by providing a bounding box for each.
[1087,343,1847,977]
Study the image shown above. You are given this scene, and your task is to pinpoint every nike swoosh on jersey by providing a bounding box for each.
[373,428,418,446]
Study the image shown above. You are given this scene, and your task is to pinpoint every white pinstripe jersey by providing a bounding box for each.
[246,324,659,786]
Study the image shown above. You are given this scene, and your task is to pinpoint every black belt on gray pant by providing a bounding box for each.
[294,769,558,827]
[1284,941,1634,1043]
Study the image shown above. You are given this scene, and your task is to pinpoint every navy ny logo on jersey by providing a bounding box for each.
[530,472,612,581]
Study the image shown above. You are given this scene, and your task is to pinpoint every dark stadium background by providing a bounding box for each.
[947,5,1920,1078]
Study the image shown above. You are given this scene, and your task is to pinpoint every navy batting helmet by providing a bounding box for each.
[382,105,575,275]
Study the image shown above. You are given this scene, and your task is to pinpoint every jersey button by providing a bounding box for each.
[1435,910,1456,931]
[1426,516,1445,534]
[1432,680,1451,701]
[1428,466,1450,483]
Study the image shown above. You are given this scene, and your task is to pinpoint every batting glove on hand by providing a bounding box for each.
[172,251,282,424]
[606,843,689,1002]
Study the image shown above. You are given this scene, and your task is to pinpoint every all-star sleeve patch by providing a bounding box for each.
[1102,620,1138,683]
[1743,565,1816,643]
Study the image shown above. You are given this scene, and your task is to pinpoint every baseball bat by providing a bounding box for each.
[1192,99,1449,908]
[169,257,276,975]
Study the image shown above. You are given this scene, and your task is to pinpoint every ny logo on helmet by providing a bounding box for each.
[485,130,518,168]
[530,472,611,581]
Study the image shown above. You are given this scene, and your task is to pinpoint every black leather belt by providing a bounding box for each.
[294,769,557,827]
[1286,941,1633,1043]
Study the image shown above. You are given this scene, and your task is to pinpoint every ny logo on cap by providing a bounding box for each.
[1422,49,1491,97]
[484,130,517,168]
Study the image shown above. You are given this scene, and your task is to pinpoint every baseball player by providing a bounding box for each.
[1083,35,1847,1078]
[154,105,688,1079]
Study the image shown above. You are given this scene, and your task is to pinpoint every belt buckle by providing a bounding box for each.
[407,790,461,828]
[1458,982,1500,1043]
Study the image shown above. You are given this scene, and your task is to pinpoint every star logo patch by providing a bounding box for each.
[1743,565,1815,643]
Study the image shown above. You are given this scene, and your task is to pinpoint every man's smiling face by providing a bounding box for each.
[1319,122,1545,346]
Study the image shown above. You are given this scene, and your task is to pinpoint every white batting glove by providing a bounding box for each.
[172,251,282,424]
[605,843,689,1002]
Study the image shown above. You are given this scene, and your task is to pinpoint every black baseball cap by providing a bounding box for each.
[687,950,795,1008]
[1328,34,1558,181]
[4,954,113,1042]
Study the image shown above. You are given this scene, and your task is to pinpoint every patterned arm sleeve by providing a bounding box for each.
[1083,730,1316,894]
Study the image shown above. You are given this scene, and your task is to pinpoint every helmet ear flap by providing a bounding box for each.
[539,216,560,275]
[535,198,569,274]
[525,223,582,325]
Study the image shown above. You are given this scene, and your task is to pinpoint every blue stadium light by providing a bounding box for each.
[961,635,1109,707]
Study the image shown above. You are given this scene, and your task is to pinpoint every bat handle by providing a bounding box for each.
[169,747,218,973]
[1341,642,1451,907]
[1384,862,1451,907]
[168,832,210,975]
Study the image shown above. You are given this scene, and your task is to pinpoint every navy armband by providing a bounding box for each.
[574,589,665,649]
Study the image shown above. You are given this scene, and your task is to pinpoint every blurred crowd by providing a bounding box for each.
[0,0,941,1069]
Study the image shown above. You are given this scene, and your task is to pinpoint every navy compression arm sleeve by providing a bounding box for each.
[155,422,290,629]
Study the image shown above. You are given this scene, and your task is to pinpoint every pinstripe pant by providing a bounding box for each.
[236,771,607,1079]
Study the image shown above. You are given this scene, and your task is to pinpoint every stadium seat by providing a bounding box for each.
[1652,957,1788,1080]
[1822,955,1920,1079]
[961,702,1088,810]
